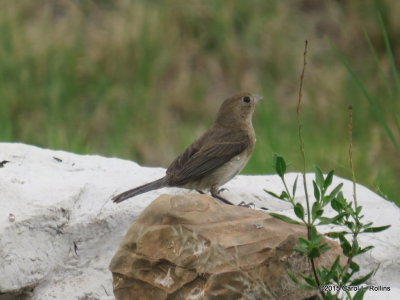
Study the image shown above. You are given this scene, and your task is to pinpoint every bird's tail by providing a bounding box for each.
[112,177,167,203]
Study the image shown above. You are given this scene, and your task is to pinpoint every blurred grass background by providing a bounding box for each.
[0,0,399,204]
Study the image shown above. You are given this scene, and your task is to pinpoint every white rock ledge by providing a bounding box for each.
[0,143,398,300]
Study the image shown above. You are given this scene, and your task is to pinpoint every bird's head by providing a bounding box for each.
[215,92,263,128]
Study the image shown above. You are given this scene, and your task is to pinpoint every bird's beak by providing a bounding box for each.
[253,94,263,103]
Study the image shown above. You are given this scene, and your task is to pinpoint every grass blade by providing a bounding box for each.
[333,43,400,153]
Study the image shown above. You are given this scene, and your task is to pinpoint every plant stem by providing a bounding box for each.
[334,105,361,299]
[297,40,311,225]
[346,105,361,278]
[348,105,358,209]
[296,40,324,298]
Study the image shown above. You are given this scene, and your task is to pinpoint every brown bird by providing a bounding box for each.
[112,92,262,205]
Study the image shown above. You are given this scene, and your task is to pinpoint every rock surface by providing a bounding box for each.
[110,193,343,300]
[0,143,399,299]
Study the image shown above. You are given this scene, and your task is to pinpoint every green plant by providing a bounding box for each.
[266,41,390,299]
[267,156,390,299]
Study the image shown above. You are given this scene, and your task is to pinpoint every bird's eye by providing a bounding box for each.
[242,96,251,103]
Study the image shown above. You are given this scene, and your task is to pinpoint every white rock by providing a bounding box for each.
[0,143,398,300]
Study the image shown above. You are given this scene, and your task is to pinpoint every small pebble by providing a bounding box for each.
[9,213,16,222]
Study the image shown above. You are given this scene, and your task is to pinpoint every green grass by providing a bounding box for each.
[0,1,399,205]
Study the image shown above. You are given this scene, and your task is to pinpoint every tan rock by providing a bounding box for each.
[110,194,342,300]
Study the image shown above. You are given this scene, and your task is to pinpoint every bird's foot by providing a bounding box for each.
[238,201,255,209]
[217,188,228,193]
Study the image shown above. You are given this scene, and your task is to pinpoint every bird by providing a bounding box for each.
[112,92,262,205]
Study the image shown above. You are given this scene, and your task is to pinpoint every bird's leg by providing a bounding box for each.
[217,187,228,193]
[196,190,205,194]
[238,201,255,208]
[211,187,255,208]
[210,186,234,205]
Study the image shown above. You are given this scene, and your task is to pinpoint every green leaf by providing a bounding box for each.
[350,270,374,286]
[362,222,373,229]
[326,232,339,239]
[315,166,324,188]
[325,256,341,281]
[317,213,345,225]
[339,234,352,256]
[311,201,323,220]
[308,246,321,259]
[313,180,320,201]
[358,245,374,255]
[331,198,343,212]
[378,12,400,97]
[345,221,355,231]
[269,213,301,225]
[319,242,331,254]
[292,176,298,197]
[350,261,360,272]
[356,205,363,215]
[294,246,307,254]
[324,170,334,189]
[287,271,311,290]
[295,238,309,254]
[298,237,310,247]
[294,203,305,220]
[287,270,300,284]
[280,191,289,200]
[336,191,346,202]
[300,274,318,288]
[326,230,349,239]
[317,217,333,225]
[328,183,344,200]
[265,190,286,201]
[274,155,287,178]
[353,286,368,300]
[363,225,391,233]
[342,272,352,285]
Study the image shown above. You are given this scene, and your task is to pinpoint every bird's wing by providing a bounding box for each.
[167,134,249,186]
